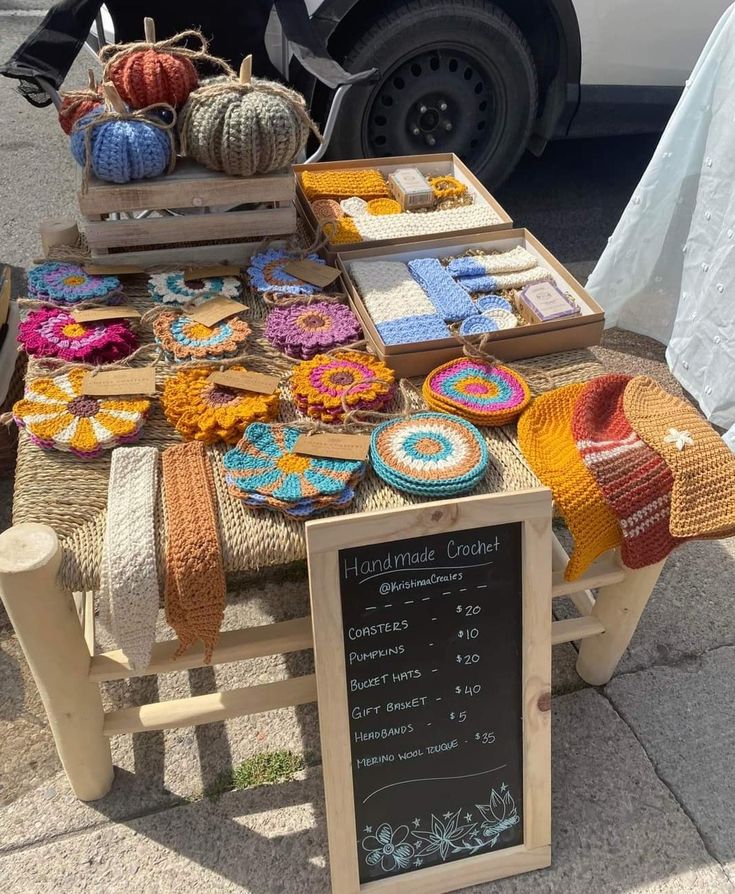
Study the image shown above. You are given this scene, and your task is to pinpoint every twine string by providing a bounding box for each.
[99,28,236,79]
[455,331,556,393]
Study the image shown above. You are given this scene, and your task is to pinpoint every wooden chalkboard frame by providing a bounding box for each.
[306,488,552,894]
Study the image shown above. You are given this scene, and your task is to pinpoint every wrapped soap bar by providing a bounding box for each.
[518,281,581,322]
[388,168,435,210]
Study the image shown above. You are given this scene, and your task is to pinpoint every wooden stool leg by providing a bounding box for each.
[0,523,114,800]
[576,559,666,686]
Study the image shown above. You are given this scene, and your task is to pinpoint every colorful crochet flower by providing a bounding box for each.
[246,248,325,297]
[290,350,396,423]
[147,271,243,306]
[371,412,489,497]
[161,367,279,444]
[12,367,150,459]
[423,358,531,426]
[153,310,251,361]
[27,262,122,306]
[17,307,138,364]
[264,301,362,359]
[223,422,365,518]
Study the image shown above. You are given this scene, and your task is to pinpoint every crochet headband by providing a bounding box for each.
[99,446,160,671]
[162,442,226,661]
[455,266,553,295]
[447,246,539,278]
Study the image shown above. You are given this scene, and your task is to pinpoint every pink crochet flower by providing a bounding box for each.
[18,307,138,364]
[264,301,362,359]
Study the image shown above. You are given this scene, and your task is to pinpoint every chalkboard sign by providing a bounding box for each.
[307,490,552,894]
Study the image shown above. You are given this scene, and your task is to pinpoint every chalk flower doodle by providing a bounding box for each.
[362,824,415,872]
[476,787,521,844]
[411,809,477,861]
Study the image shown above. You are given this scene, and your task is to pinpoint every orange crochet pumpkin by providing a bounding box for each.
[58,69,102,135]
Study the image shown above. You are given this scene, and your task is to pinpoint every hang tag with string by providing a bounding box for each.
[81,366,157,396]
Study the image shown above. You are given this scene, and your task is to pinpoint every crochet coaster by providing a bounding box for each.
[148,271,242,306]
[310,199,344,221]
[352,204,502,242]
[264,301,362,359]
[247,248,325,296]
[153,310,251,362]
[476,295,513,314]
[340,197,370,217]
[300,169,389,202]
[162,366,279,445]
[371,412,489,497]
[517,383,621,580]
[572,375,682,569]
[367,198,402,215]
[290,350,395,423]
[223,422,365,518]
[12,367,150,459]
[162,442,226,662]
[447,247,538,278]
[623,376,735,539]
[423,359,531,427]
[458,315,499,336]
[455,267,554,294]
[407,258,477,322]
[98,446,159,671]
[27,262,123,306]
[18,307,137,364]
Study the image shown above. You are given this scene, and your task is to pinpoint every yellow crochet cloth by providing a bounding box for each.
[518,383,622,580]
[324,216,362,245]
[623,376,735,538]
[300,169,390,202]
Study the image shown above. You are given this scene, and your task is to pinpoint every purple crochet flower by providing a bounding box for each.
[264,301,362,359]
[27,262,123,306]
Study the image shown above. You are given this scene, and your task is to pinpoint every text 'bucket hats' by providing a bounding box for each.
[517,383,621,581]
[572,374,683,569]
[623,376,735,539]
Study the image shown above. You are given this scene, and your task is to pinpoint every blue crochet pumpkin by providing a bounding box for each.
[70,108,172,184]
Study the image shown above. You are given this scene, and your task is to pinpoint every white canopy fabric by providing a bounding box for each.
[586,5,735,450]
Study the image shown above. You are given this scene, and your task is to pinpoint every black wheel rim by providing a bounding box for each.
[362,46,505,173]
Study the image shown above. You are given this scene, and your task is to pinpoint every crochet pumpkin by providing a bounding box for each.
[58,69,102,135]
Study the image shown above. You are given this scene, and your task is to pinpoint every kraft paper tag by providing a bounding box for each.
[188,296,249,327]
[207,370,279,395]
[183,265,241,281]
[81,366,157,397]
[294,433,370,462]
[72,305,141,323]
[283,259,341,288]
[83,263,146,275]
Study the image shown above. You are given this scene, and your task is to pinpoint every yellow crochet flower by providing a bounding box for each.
[161,367,279,445]
[12,367,150,459]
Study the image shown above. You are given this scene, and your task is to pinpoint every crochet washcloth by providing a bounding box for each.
[153,310,251,361]
[12,367,150,459]
[148,271,242,306]
[161,366,279,444]
[27,262,123,306]
[247,248,325,297]
[455,266,553,295]
[447,247,539,278]
[18,307,138,364]
[162,442,226,661]
[572,375,682,569]
[623,376,735,539]
[264,301,362,359]
[370,412,489,497]
[407,258,477,322]
[517,383,622,580]
[98,446,160,671]
[352,203,502,242]
[300,169,390,202]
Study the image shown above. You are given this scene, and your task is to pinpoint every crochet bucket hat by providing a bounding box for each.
[572,374,682,569]
[517,383,621,580]
[623,376,735,539]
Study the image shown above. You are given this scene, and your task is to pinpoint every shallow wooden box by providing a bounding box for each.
[77,160,297,268]
[294,153,512,263]
[337,228,605,378]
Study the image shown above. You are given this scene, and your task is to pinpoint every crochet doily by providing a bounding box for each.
[423,358,531,426]
[148,271,242,306]
[17,307,138,364]
[247,248,325,296]
[12,367,150,459]
[153,310,251,361]
[370,412,489,497]
[27,262,123,306]
[264,301,362,359]
[161,366,279,444]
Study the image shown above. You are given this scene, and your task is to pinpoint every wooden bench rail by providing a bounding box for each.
[89,616,314,682]
[551,552,625,597]
[102,673,318,736]
[551,616,606,646]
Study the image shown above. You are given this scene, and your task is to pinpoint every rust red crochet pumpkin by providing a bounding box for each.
[57,69,103,135]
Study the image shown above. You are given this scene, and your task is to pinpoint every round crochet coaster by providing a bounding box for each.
[458,314,499,336]
[27,262,122,306]
[371,412,489,497]
[153,310,251,361]
[367,198,401,215]
[340,196,369,217]
[517,383,621,580]
[12,367,150,459]
[290,350,396,423]
[475,294,513,314]
[161,366,279,444]
[264,301,362,359]
[423,358,531,426]
[148,271,242,306]
[17,307,138,364]
[247,248,324,296]
[310,199,344,221]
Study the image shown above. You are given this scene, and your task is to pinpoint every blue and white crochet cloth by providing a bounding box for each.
[407,257,477,322]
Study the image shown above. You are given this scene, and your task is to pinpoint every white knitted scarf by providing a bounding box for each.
[99,446,160,671]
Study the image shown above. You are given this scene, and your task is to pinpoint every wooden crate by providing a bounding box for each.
[77,160,297,267]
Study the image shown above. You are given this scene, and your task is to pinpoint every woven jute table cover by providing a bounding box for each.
[11,274,603,592]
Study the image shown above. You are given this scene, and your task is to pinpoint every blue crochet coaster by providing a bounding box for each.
[407,258,477,322]
[458,315,499,336]
[456,275,499,294]
[476,294,513,314]
[375,314,451,345]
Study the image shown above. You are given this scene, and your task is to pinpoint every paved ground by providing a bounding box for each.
[1,8,735,894]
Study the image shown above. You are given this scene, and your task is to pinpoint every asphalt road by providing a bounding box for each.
[0,8,661,279]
